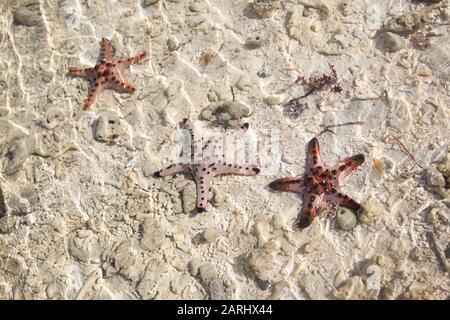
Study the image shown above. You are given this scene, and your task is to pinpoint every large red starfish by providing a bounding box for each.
[269,138,365,229]
[68,37,147,110]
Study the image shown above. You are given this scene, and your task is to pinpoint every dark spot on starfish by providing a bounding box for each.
[307,203,313,208]
[197,207,204,213]
[339,165,346,171]
[354,154,365,164]
[297,215,312,229]
[337,193,343,198]
[331,169,337,175]
[321,171,328,178]
[253,168,260,174]
[153,171,161,178]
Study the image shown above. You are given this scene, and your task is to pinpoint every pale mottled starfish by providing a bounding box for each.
[68,37,147,110]
[154,119,260,213]
[269,138,365,229]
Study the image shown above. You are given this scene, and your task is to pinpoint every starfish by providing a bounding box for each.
[269,137,365,229]
[153,119,260,213]
[68,37,147,110]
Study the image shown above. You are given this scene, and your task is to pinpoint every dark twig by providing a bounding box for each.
[317,121,366,136]
[389,135,424,169]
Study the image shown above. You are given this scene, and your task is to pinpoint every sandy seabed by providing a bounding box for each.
[0,0,449,299]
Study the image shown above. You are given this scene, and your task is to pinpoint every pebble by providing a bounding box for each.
[197,264,230,300]
[14,1,42,27]
[336,207,357,230]
[182,182,196,214]
[95,112,123,142]
[245,32,269,49]
[384,13,426,34]
[251,0,281,19]
[200,101,251,128]
[384,32,406,52]
[137,259,169,299]
[142,0,160,7]
[359,199,385,224]
[416,63,432,77]
[140,217,165,251]
[203,228,220,243]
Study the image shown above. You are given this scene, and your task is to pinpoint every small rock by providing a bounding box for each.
[425,168,446,187]
[42,107,66,130]
[288,5,305,41]
[137,259,170,299]
[310,20,322,32]
[68,230,101,264]
[188,260,202,277]
[359,199,385,224]
[384,13,426,34]
[199,101,251,128]
[95,112,123,142]
[14,1,42,27]
[140,217,165,251]
[203,228,219,243]
[167,37,180,51]
[182,182,196,213]
[197,264,231,300]
[245,32,269,49]
[416,63,432,76]
[0,216,13,234]
[384,32,406,52]
[114,239,146,282]
[336,207,357,230]
[211,185,226,207]
[142,0,159,7]
[365,264,382,292]
[244,240,283,283]
[46,282,60,299]
[251,0,281,19]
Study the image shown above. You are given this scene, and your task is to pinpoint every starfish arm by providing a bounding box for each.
[83,80,103,110]
[153,163,189,177]
[269,176,304,193]
[216,163,260,176]
[194,171,213,213]
[306,137,322,169]
[331,154,365,181]
[100,37,113,61]
[323,192,361,212]
[112,79,136,93]
[68,67,94,78]
[118,52,147,68]
[296,193,323,229]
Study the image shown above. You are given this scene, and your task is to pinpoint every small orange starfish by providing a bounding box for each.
[68,37,147,110]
